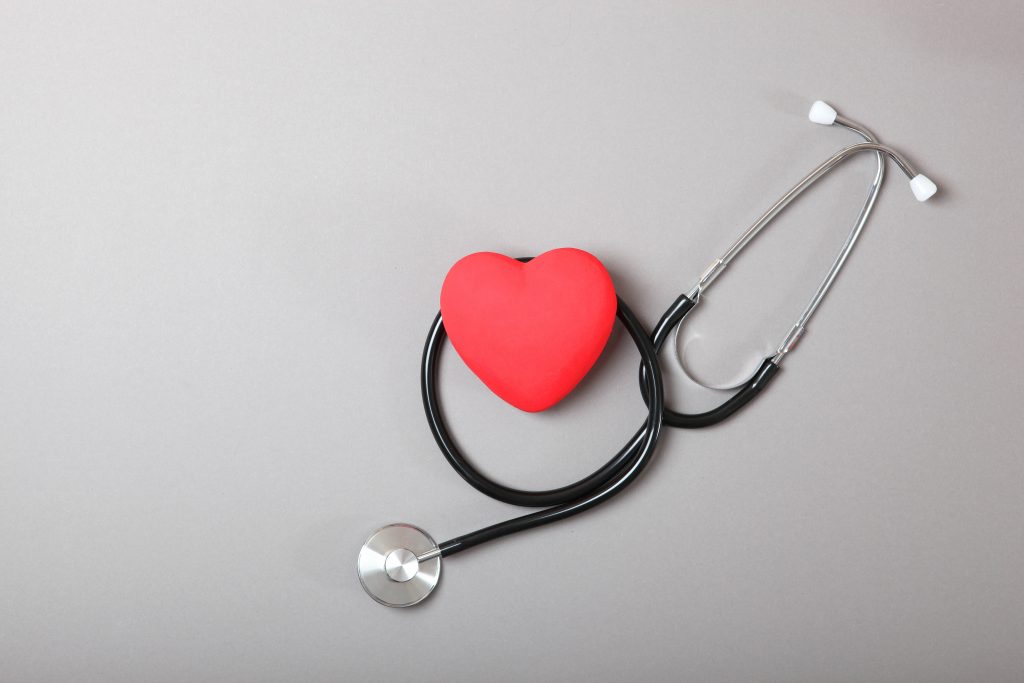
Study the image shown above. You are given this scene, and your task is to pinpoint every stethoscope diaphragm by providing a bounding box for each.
[357,523,441,608]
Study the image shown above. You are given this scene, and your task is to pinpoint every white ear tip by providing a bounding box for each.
[910,174,937,202]
[808,100,837,125]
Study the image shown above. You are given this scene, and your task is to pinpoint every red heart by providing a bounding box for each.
[440,248,617,412]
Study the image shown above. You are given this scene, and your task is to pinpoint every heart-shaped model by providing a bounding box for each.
[440,248,617,412]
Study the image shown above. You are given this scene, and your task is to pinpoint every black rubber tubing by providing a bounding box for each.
[422,277,664,558]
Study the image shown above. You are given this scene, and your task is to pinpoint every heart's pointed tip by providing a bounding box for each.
[512,402,554,414]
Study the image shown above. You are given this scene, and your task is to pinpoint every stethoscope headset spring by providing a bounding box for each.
[357,100,938,607]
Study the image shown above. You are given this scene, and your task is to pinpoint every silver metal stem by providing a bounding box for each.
[771,116,885,364]
[678,111,906,384]
[715,141,913,275]
[688,138,914,303]
[416,547,442,562]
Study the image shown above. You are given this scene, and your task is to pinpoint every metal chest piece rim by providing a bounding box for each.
[357,523,441,607]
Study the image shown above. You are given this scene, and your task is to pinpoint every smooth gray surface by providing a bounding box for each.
[2,2,1023,681]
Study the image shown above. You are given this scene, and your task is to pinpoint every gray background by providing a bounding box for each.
[2,2,1022,681]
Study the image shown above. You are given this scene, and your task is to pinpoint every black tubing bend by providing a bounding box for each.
[638,294,780,428]
[422,266,664,558]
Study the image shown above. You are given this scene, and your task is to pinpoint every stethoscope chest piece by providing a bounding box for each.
[357,523,441,607]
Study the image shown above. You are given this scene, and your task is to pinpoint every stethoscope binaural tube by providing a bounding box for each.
[639,101,937,428]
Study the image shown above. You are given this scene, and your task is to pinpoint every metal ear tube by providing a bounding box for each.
[639,101,937,428]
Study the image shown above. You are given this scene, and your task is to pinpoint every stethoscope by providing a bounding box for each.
[357,101,938,607]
